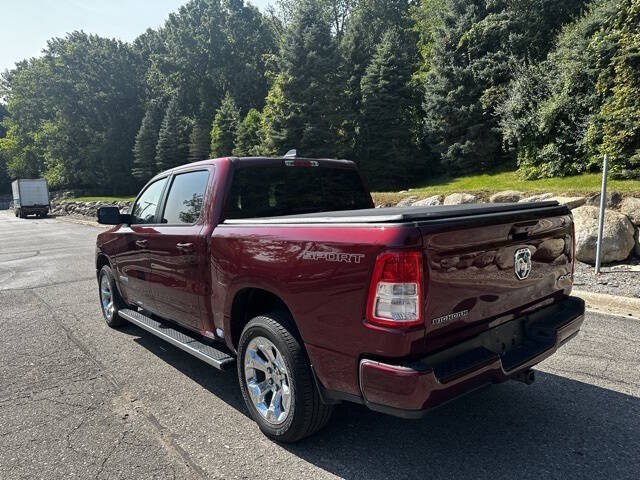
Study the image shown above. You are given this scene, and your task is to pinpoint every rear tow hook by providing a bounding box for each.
[512,369,536,385]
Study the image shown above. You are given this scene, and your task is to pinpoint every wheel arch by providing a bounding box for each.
[228,287,301,350]
[96,253,111,278]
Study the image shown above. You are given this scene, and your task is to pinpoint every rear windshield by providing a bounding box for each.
[224,164,372,219]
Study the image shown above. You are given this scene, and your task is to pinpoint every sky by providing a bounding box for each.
[0,0,274,72]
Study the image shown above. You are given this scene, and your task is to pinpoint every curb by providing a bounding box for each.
[54,215,107,229]
[573,289,640,320]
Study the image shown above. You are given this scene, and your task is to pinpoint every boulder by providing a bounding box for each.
[619,197,640,226]
[396,196,418,207]
[572,206,635,265]
[585,191,623,208]
[635,227,640,257]
[489,190,521,203]
[412,195,441,207]
[443,193,477,205]
[551,196,586,210]
[519,193,553,203]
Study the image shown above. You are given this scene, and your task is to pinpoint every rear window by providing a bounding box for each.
[161,170,210,224]
[225,164,372,219]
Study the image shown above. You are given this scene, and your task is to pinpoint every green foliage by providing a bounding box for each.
[360,28,417,188]
[500,0,640,180]
[133,99,164,181]
[261,0,339,157]
[188,103,212,162]
[0,104,10,193]
[0,32,143,193]
[210,94,240,157]
[339,0,416,159]
[233,108,263,156]
[599,0,640,178]
[155,97,191,171]
[424,0,589,173]
[1,0,639,194]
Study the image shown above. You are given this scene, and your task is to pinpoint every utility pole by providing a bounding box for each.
[595,154,609,274]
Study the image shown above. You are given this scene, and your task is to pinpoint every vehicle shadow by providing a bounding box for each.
[125,325,639,480]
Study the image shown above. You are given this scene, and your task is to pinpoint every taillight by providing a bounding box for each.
[366,251,423,328]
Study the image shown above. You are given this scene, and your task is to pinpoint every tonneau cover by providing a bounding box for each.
[223,201,568,224]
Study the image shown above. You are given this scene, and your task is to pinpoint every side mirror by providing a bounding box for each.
[97,206,129,225]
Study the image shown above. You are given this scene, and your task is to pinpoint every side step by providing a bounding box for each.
[118,309,235,370]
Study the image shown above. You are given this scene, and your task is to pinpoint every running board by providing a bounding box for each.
[118,308,235,370]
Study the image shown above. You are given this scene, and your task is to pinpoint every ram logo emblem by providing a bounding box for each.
[514,248,532,280]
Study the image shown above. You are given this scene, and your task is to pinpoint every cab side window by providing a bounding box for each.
[131,177,168,225]
[161,170,210,225]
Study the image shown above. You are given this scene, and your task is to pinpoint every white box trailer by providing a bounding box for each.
[12,179,50,218]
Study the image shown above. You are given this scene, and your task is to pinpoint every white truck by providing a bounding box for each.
[12,179,50,218]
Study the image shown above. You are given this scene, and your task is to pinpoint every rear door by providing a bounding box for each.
[114,176,169,311]
[148,168,212,330]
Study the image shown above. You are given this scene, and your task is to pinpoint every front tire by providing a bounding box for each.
[98,265,126,328]
[237,312,333,443]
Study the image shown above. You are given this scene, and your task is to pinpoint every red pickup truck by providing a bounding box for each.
[95,156,584,442]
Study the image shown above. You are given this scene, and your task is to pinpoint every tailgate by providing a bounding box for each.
[420,210,574,348]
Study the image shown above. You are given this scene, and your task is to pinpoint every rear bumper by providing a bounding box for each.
[358,296,585,418]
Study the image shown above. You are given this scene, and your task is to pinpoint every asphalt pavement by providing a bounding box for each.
[1,210,639,480]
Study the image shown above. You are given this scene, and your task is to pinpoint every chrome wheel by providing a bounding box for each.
[100,275,114,321]
[243,336,292,425]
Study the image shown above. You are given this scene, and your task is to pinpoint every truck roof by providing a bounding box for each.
[155,156,356,176]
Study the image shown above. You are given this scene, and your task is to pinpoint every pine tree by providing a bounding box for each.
[262,0,338,157]
[188,103,212,162]
[424,0,589,173]
[360,28,416,188]
[233,108,263,156]
[210,94,240,157]
[155,97,191,171]
[132,100,163,181]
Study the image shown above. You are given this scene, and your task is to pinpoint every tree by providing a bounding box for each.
[598,0,640,178]
[498,0,619,178]
[210,94,240,157]
[262,0,339,157]
[188,103,212,162]
[339,0,416,160]
[0,104,10,193]
[359,28,417,188]
[133,99,164,181]
[423,0,589,173]
[233,108,263,156]
[0,32,144,193]
[156,97,191,171]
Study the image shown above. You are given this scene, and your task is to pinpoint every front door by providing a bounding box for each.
[148,169,211,330]
[115,176,168,312]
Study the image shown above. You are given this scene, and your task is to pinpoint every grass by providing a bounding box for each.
[59,196,135,204]
[372,171,640,205]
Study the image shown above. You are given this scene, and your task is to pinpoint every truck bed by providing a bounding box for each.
[223,201,568,224]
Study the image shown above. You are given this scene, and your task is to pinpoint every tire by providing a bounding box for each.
[237,312,333,443]
[98,265,127,328]
[14,209,18,218]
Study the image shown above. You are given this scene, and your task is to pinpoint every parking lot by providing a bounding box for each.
[0,210,639,479]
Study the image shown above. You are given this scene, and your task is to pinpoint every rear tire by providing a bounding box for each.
[98,265,126,328]
[237,312,333,443]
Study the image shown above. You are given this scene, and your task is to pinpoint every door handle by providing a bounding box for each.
[135,240,148,248]
[176,242,194,252]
